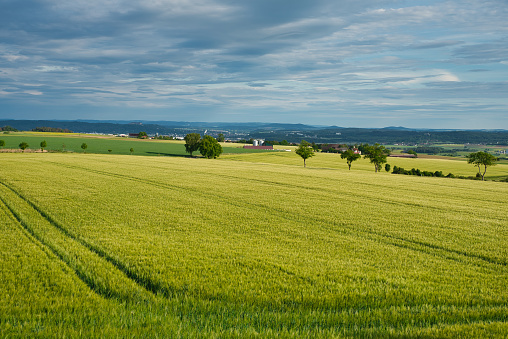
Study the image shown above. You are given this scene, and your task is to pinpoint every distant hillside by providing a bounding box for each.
[1,120,507,145]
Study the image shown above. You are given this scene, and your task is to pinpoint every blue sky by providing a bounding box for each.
[1,0,507,129]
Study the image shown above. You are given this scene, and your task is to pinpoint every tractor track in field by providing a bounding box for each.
[44,161,507,268]
[52,157,507,223]
[46,160,506,224]
[0,179,174,300]
[0,185,122,299]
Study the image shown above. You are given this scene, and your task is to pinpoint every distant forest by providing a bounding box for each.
[1,120,507,145]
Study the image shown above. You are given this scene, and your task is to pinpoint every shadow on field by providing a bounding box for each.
[146,152,192,158]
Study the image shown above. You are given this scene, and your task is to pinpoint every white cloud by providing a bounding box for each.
[2,54,29,62]
[35,66,77,72]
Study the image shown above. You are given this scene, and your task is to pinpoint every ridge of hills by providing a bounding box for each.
[1,119,507,144]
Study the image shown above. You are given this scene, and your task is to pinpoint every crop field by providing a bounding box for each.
[1,152,507,337]
[222,151,508,180]
[0,132,272,156]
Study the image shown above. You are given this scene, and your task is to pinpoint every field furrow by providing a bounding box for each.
[39,157,508,267]
[0,179,154,302]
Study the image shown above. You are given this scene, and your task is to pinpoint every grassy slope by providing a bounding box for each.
[0,152,507,337]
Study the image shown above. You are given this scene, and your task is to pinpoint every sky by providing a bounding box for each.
[0,0,507,129]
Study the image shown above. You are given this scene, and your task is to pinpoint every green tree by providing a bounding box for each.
[199,135,223,159]
[364,143,390,172]
[130,148,134,155]
[217,133,225,142]
[385,163,391,172]
[184,133,201,156]
[295,140,315,167]
[81,143,88,153]
[0,139,5,148]
[1,125,18,132]
[466,151,498,181]
[340,149,361,170]
[19,142,29,152]
[40,140,47,151]
[407,149,418,157]
[138,131,148,139]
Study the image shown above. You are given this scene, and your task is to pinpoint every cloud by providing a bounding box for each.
[0,0,507,128]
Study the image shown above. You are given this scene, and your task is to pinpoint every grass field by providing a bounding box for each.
[1,150,507,337]
[0,132,276,156]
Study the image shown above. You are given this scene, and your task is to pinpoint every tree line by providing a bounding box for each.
[32,127,73,133]
[294,140,499,181]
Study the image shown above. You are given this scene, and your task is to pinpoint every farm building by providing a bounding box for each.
[321,144,361,154]
[243,139,273,150]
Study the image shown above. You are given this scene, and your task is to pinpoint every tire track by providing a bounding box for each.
[48,158,506,224]
[0,179,168,301]
[43,161,507,268]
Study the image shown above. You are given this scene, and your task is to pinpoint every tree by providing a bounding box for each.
[184,133,201,156]
[0,140,5,148]
[466,151,498,181]
[295,140,315,167]
[363,143,390,172]
[81,143,88,153]
[385,164,391,172]
[340,149,361,170]
[199,135,223,159]
[1,125,18,132]
[138,131,148,139]
[130,148,134,155]
[40,140,47,151]
[217,133,225,142]
[407,149,418,158]
[19,142,29,152]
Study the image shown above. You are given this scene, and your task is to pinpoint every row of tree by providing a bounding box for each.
[0,125,18,132]
[295,141,498,181]
[7,140,137,155]
[295,141,391,171]
[184,133,223,159]
[0,140,47,152]
[32,127,73,133]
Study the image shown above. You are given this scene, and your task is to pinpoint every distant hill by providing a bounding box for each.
[1,120,507,145]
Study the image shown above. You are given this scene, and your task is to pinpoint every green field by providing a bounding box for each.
[0,132,275,156]
[1,148,507,336]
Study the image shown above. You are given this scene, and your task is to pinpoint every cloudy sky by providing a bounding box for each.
[1,0,507,129]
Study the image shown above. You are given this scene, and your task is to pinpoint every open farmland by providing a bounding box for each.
[0,132,271,156]
[1,152,507,337]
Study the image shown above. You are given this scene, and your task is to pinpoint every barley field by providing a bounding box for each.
[1,152,507,337]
